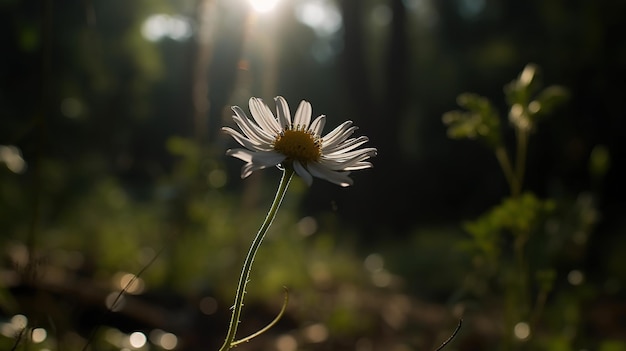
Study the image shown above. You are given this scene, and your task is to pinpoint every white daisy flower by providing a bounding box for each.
[222,96,377,187]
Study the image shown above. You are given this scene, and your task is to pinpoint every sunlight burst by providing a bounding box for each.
[249,0,280,13]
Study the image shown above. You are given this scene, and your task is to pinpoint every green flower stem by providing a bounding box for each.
[218,168,294,351]
[495,145,519,196]
[514,129,529,197]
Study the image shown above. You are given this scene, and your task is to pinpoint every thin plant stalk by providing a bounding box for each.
[514,129,529,197]
[218,168,294,351]
[495,145,519,196]
[508,124,531,350]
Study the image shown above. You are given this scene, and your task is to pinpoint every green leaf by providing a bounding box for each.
[463,193,555,255]
[442,93,502,148]
[504,63,541,107]
[504,63,569,131]
[530,85,569,118]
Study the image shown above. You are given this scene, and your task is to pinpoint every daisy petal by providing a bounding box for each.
[275,96,291,130]
[321,121,353,144]
[322,125,358,151]
[293,161,313,186]
[226,148,253,162]
[344,162,374,171]
[222,127,271,151]
[252,151,287,166]
[323,147,377,162]
[309,115,326,136]
[232,110,275,144]
[223,96,376,187]
[293,100,312,129]
[226,149,285,167]
[249,98,281,135]
[324,136,369,155]
[232,106,272,138]
[308,163,354,187]
[241,162,272,178]
[319,149,375,170]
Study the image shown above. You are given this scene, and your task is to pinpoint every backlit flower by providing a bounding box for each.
[222,96,376,187]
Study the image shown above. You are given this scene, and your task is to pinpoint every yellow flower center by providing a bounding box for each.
[273,129,321,163]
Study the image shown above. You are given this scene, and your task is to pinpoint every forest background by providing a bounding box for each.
[1,0,625,350]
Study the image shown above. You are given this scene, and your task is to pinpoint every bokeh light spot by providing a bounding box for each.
[303,323,328,343]
[372,270,393,287]
[528,100,541,113]
[31,328,47,343]
[150,329,178,350]
[0,145,27,174]
[364,253,384,272]
[297,216,318,237]
[160,332,178,350]
[513,322,530,340]
[309,261,332,286]
[142,14,192,42]
[114,272,145,294]
[0,324,14,338]
[105,292,126,312]
[1,314,29,338]
[295,0,342,37]
[568,270,584,286]
[199,296,218,315]
[276,334,298,351]
[10,315,28,330]
[129,331,147,348]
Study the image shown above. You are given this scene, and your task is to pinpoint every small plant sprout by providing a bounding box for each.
[443,63,568,196]
[442,63,569,349]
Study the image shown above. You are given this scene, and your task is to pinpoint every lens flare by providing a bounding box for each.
[249,0,280,13]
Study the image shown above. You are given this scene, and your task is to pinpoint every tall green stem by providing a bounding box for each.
[495,145,518,196]
[511,127,530,350]
[514,129,529,198]
[218,168,294,351]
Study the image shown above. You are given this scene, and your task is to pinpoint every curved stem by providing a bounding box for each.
[433,319,463,351]
[231,286,290,347]
[218,168,294,351]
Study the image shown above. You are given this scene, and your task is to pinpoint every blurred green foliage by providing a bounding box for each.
[462,192,555,266]
[442,93,502,148]
[442,64,621,351]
